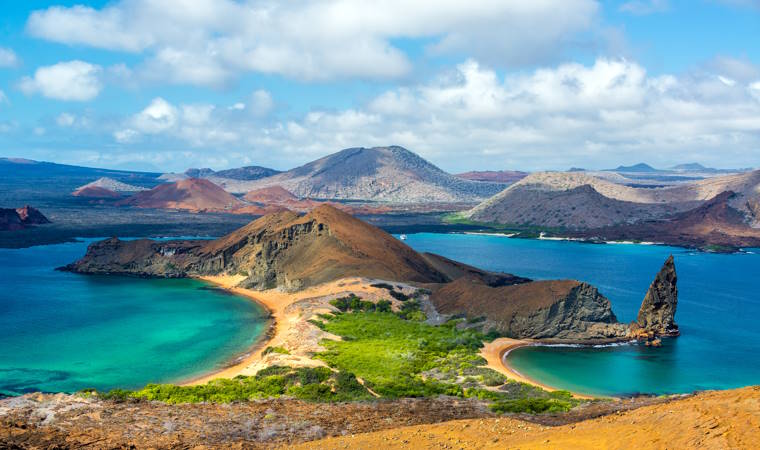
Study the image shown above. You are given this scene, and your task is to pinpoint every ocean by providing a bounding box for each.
[402,233,760,397]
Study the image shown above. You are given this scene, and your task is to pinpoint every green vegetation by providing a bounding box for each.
[262,346,290,356]
[329,294,392,313]
[311,310,580,413]
[93,366,372,404]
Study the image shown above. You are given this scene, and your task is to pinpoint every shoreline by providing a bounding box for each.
[182,277,602,401]
[481,338,598,400]
[180,275,279,386]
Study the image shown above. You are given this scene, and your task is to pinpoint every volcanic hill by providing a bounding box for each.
[119,178,244,212]
[215,146,508,203]
[0,206,50,231]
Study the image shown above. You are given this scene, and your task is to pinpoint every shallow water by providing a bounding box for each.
[0,240,268,396]
[402,233,760,396]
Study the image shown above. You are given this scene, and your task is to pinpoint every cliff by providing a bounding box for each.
[429,255,679,342]
[634,255,679,336]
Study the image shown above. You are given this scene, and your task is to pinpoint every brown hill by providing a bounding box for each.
[216,146,508,203]
[72,185,121,198]
[120,178,243,212]
[243,186,299,203]
[572,191,760,250]
[466,184,676,229]
[65,204,449,290]
[455,170,528,184]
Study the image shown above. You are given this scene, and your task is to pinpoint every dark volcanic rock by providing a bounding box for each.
[635,255,679,336]
[0,206,50,231]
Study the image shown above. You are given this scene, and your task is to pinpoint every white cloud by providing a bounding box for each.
[26,0,599,85]
[109,57,760,171]
[619,0,670,15]
[19,60,103,101]
[131,97,178,133]
[0,47,19,67]
[249,90,273,117]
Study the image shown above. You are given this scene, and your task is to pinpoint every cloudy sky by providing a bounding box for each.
[0,0,759,172]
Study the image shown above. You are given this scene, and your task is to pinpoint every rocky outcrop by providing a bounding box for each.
[0,206,50,231]
[634,255,679,336]
[430,277,628,342]
[428,255,679,343]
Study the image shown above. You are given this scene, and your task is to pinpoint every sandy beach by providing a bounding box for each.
[481,338,596,400]
[183,276,413,385]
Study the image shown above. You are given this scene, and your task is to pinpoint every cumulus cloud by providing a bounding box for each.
[110,57,760,171]
[19,60,102,101]
[26,0,599,85]
[0,47,19,67]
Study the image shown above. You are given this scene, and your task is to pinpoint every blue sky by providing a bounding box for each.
[0,0,759,172]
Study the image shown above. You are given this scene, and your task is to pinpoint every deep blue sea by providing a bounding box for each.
[0,240,268,396]
[402,233,760,397]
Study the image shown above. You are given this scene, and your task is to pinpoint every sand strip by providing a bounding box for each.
[481,338,596,400]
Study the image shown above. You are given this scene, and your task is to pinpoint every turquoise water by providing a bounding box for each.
[402,233,760,396]
[0,240,269,396]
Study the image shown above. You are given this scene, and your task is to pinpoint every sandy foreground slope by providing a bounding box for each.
[293,386,760,449]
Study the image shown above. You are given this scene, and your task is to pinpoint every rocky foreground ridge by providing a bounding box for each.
[63,205,677,343]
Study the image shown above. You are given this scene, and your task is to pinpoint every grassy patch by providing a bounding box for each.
[96,366,372,404]
[311,311,580,413]
[262,346,290,356]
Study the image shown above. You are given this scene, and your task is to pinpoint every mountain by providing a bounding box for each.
[184,168,215,178]
[214,166,281,181]
[571,191,760,250]
[465,169,760,233]
[171,166,282,182]
[211,146,508,203]
[465,180,677,229]
[120,178,244,212]
[609,163,662,173]
[65,205,676,341]
[73,177,147,194]
[670,163,708,172]
[0,158,162,203]
[454,170,528,184]
[72,186,121,198]
[0,206,50,231]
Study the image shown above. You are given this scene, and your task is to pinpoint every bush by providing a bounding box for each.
[262,346,290,356]
[388,290,410,302]
[489,397,574,414]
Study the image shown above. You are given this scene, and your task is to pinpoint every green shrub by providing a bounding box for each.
[262,346,290,356]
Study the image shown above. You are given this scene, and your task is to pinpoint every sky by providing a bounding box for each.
[0,0,759,173]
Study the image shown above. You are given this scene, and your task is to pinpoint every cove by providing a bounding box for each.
[0,240,268,396]
[402,233,760,397]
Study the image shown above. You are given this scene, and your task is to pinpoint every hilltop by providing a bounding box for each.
[119,178,244,212]
[214,146,507,203]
